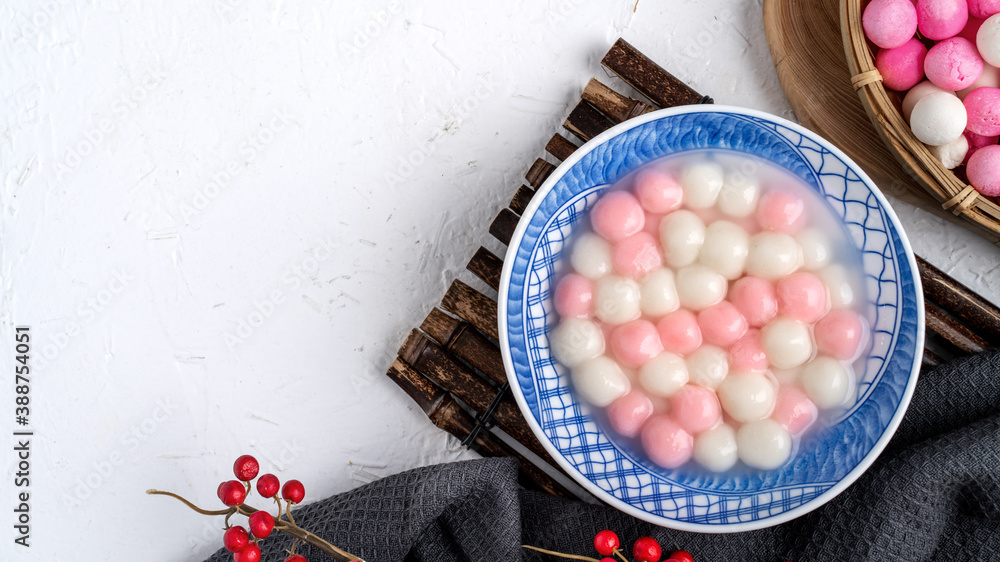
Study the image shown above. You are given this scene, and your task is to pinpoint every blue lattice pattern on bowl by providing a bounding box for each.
[499,107,923,532]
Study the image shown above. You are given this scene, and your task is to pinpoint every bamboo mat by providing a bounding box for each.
[385,39,1000,497]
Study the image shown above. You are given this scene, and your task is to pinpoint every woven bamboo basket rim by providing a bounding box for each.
[841,0,1000,240]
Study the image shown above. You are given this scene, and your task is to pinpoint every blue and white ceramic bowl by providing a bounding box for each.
[498,106,924,532]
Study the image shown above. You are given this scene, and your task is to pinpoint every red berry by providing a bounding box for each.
[284,556,308,562]
[220,480,247,506]
[234,455,260,481]
[669,550,694,562]
[633,536,662,562]
[257,473,280,498]
[217,482,228,502]
[223,526,249,553]
[281,479,305,503]
[248,511,275,539]
[234,543,261,562]
[594,530,620,556]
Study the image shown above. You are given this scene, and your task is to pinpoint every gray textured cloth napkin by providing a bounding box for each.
[206,349,1000,562]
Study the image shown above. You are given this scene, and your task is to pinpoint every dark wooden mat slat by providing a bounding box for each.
[546,134,579,162]
[467,247,502,292]
[526,158,556,188]
[564,100,616,143]
[924,304,989,355]
[601,38,709,108]
[917,256,1000,347]
[420,308,506,386]
[440,279,499,341]
[383,38,998,499]
[509,185,536,215]
[582,78,655,122]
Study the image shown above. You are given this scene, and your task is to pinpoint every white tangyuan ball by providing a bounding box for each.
[638,352,689,397]
[761,317,814,370]
[801,356,853,409]
[694,424,739,472]
[717,371,777,423]
[660,210,706,268]
[902,81,951,121]
[909,92,967,147]
[675,264,728,311]
[795,229,832,271]
[572,356,630,407]
[640,268,680,317]
[699,220,750,280]
[979,15,1000,68]
[736,419,792,470]
[717,169,761,218]
[594,275,642,325]
[746,232,801,280]
[685,345,730,389]
[818,264,856,308]
[927,135,970,170]
[550,318,604,367]
[571,233,614,279]
[681,162,725,209]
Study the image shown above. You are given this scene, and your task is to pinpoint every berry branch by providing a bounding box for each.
[148,455,363,562]
[523,531,696,562]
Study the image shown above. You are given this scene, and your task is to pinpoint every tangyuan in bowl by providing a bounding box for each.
[498,106,923,532]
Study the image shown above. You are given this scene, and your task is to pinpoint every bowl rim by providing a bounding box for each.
[497,103,925,532]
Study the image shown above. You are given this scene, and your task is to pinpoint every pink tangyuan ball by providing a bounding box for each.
[964,87,1000,135]
[591,191,644,243]
[613,232,663,279]
[697,301,749,348]
[756,189,807,234]
[925,37,985,90]
[967,144,1000,195]
[610,319,664,369]
[729,329,769,372]
[771,387,819,435]
[776,272,830,324]
[607,390,655,438]
[670,385,722,435]
[641,415,694,469]
[969,0,1000,19]
[875,37,929,91]
[553,273,594,319]
[728,276,779,327]
[916,0,970,40]
[814,309,869,361]
[864,0,919,48]
[634,169,684,214]
[657,309,704,355]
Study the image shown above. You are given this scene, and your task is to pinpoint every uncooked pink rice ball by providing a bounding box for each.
[916,0,970,40]
[964,87,1000,135]
[924,37,985,90]
[969,0,1000,19]
[864,0,920,48]
[967,144,1000,195]
[875,37,929,91]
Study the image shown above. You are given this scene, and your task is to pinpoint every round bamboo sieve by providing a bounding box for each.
[841,0,1000,239]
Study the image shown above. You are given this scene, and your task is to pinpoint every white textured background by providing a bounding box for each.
[2,1,998,560]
